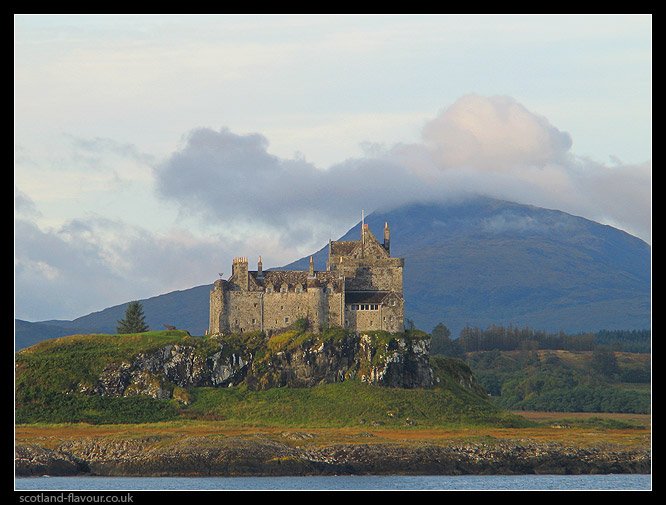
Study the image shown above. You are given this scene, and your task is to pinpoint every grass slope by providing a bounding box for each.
[15,330,516,427]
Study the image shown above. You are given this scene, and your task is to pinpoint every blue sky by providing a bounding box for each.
[14,14,652,321]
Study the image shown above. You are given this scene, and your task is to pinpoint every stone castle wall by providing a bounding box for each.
[210,282,342,334]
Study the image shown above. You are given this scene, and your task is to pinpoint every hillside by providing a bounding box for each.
[15,329,506,427]
[464,349,651,414]
[15,197,651,348]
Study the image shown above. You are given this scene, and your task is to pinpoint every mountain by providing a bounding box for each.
[282,197,650,336]
[15,197,650,348]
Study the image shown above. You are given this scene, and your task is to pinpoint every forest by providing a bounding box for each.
[429,324,651,413]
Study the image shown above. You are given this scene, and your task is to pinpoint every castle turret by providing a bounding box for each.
[257,256,263,279]
[383,221,390,254]
[232,257,249,290]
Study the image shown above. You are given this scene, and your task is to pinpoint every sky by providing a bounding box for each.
[14,14,652,322]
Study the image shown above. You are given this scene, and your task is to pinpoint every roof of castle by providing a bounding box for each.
[344,291,391,304]
[329,241,358,256]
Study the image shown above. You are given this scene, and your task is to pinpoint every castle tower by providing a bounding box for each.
[257,256,263,279]
[231,257,249,290]
[308,255,315,278]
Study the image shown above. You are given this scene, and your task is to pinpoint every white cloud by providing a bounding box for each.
[419,94,572,171]
[155,94,651,243]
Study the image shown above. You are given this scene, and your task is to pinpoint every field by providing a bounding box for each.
[15,409,650,451]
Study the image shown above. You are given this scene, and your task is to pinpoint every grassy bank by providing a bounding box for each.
[16,330,513,427]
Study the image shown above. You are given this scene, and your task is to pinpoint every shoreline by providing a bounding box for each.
[15,437,650,477]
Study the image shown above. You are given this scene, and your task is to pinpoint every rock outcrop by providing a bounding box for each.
[88,332,434,399]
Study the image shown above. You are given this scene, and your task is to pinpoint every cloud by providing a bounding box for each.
[65,135,155,165]
[14,214,231,321]
[15,188,42,218]
[419,94,573,171]
[155,94,650,243]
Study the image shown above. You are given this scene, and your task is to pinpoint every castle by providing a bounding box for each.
[208,222,404,335]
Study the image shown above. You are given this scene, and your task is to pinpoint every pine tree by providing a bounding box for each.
[116,301,149,334]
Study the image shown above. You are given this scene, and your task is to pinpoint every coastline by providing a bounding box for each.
[15,436,650,477]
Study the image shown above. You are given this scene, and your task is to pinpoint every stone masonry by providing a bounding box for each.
[209,223,404,334]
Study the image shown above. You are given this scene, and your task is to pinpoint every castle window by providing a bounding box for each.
[280,305,284,310]
[234,319,238,325]
[326,286,333,294]
[253,303,258,307]
[252,318,256,324]
[390,300,396,307]
[284,317,289,324]
[266,286,273,293]
[281,287,287,293]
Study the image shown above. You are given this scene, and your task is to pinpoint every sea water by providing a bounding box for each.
[15,474,652,491]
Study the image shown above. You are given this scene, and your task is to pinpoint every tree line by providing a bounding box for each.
[430,323,650,356]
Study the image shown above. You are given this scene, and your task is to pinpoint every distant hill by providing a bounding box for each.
[15,286,211,350]
[282,197,651,336]
[15,197,650,348]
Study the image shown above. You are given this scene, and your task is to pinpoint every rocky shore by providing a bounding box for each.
[15,436,650,477]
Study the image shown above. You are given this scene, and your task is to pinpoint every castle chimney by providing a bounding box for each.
[257,256,263,278]
[308,255,315,278]
[384,221,390,254]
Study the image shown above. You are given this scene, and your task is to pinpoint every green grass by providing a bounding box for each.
[180,380,517,428]
[15,392,180,424]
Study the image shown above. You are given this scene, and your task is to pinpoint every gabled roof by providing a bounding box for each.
[330,241,358,256]
[329,226,389,259]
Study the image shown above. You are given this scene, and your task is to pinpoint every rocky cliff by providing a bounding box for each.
[89,330,434,400]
